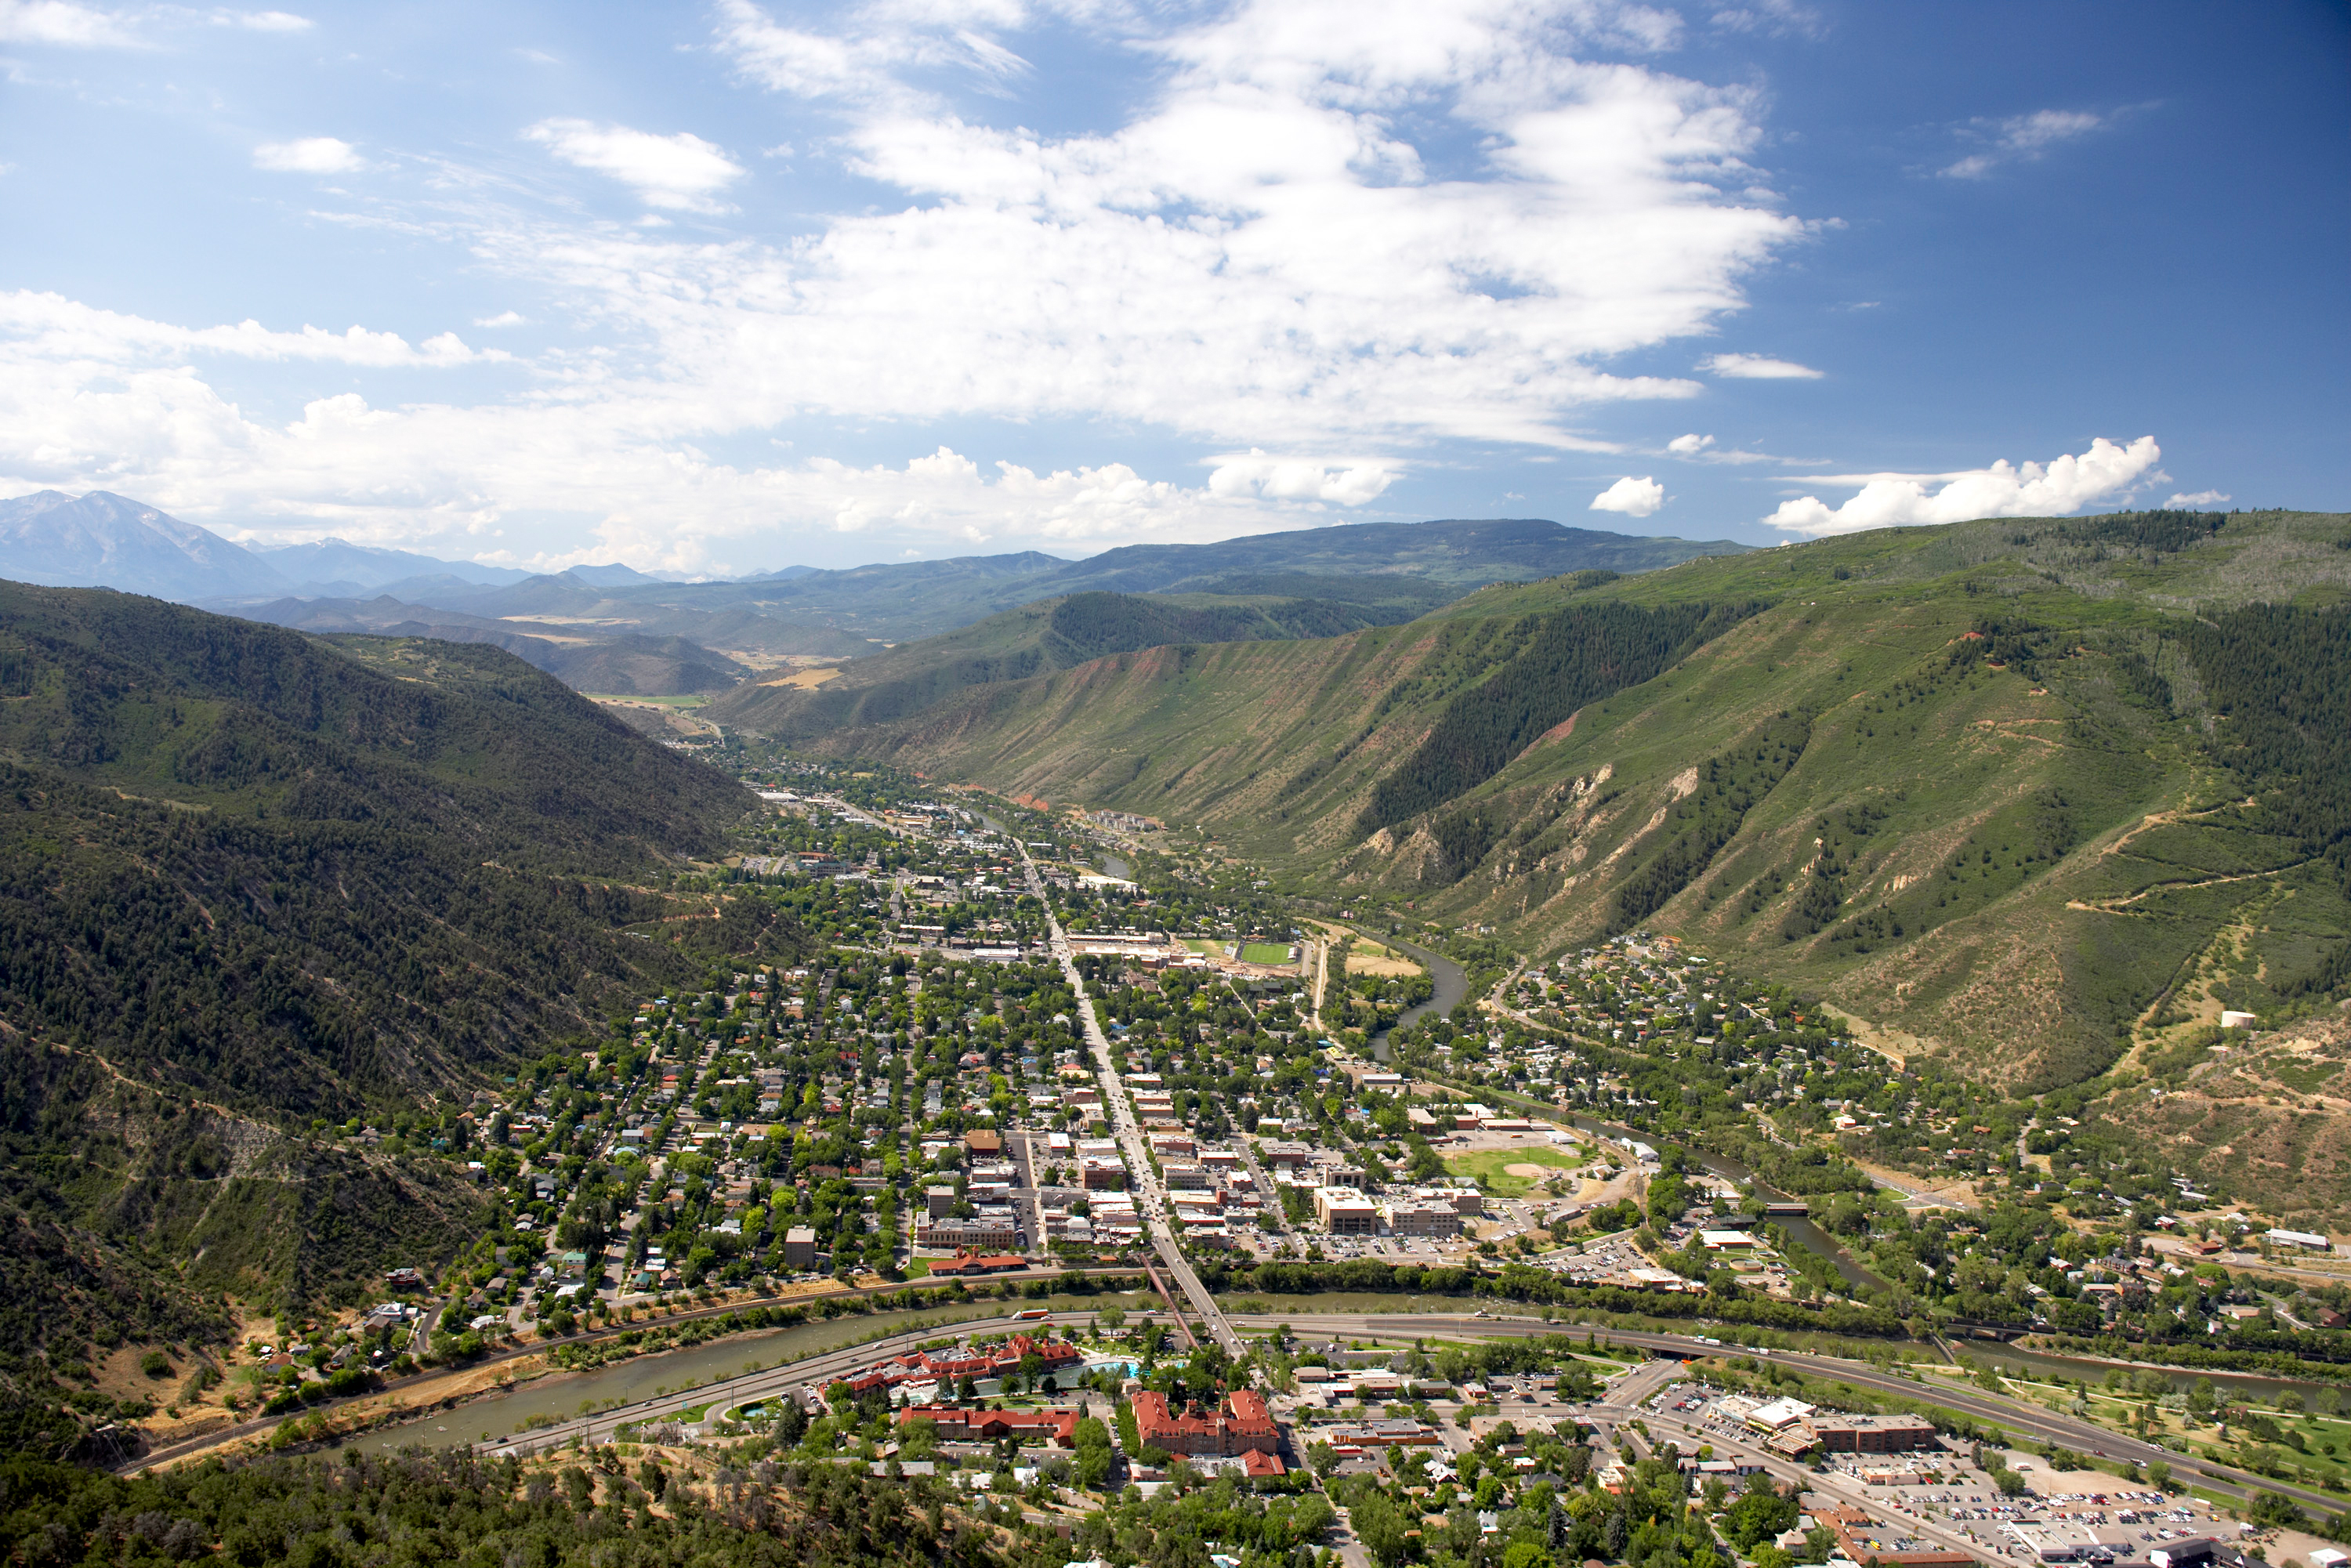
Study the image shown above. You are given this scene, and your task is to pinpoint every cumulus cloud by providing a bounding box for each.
[0,0,139,45]
[1207,451,1398,505]
[473,310,526,328]
[0,0,1825,565]
[254,137,360,174]
[1590,475,1665,517]
[2165,489,2230,508]
[523,120,744,211]
[1767,436,2161,536]
[1667,433,1714,454]
[1701,352,1822,379]
[1941,108,2104,179]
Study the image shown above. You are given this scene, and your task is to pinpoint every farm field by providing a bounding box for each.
[1346,940,1423,978]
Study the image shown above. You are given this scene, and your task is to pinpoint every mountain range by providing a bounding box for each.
[726,505,2351,1224]
[2,488,1758,696]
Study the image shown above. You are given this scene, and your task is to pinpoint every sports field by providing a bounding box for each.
[1443,1144,1586,1198]
[1241,942,1296,965]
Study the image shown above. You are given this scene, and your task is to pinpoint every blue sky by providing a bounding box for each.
[2,0,2343,574]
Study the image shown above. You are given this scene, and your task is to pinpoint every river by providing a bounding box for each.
[1355,929,1467,1063]
[364,1305,1012,1454]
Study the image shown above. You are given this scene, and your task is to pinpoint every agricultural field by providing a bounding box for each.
[1346,940,1424,978]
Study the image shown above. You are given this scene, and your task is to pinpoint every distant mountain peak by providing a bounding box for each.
[1,488,288,601]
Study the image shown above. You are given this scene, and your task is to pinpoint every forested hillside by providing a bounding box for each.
[764,510,2351,1153]
[0,585,798,1445]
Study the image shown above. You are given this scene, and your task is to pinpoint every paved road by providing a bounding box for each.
[469,1309,1094,1455]
[1016,841,1244,1359]
[142,1294,2346,1528]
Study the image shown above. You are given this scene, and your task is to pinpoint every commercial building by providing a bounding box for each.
[1384,1201,1463,1237]
[899,1406,1079,1446]
[1315,1188,1379,1235]
[1132,1389,1280,1457]
[1812,1415,1939,1454]
[783,1226,817,1268]
[918,1215,1019,1250]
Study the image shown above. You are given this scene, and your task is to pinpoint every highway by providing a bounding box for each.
[1247,1313,2345,1517]
[132,1292,2346,1530]
[478,1309,2345,1518]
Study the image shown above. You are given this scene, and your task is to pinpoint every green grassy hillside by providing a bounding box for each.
[0,585,799,1423]
[763,511,2351,1111]
[709,587,1441,739]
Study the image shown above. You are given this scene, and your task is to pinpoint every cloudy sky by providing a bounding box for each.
[2,0,2343,574]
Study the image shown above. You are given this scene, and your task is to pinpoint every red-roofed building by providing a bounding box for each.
[897,1405,1080,1447]
[926,1253,1028,1276]
[839,1334,1085,1394]
[1242,1449,1287,1479]
[1133,1389,1281,1457]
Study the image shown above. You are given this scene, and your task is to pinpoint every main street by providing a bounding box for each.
[1016,839,1246,1358]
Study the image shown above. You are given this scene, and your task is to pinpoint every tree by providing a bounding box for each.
[1353,1492,1411,1568]
[2247,1490,2306,1530]
[1307,1440,1339,1478]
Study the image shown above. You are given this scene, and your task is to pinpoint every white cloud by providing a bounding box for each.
[216,9,311,29]
[1767,436,2161,536]
[1667,432,1713,454]
[1206,451,1399,505]
[0,0,1824,566]
[523,119,744,211]
[2164,489,2230,508]
[473,310,526,328]
[1,288,494,367]
[1590,475,1664,516]
[1711,1,1823,38]
[1702,352,1822,379]
[0,0,139,45]
[1941,108,2104,179]
[255,137,360,174]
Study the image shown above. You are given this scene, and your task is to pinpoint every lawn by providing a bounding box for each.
[1444,1145,1587,1198]
[1182,938,1224,956]
[1241,942,1297,965]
